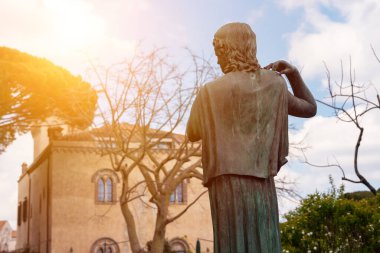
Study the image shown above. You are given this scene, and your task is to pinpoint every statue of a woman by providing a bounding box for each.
[187,22,316,253]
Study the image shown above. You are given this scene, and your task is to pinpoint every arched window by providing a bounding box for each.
[105,178,113,202]
[98,179,105,202]
[91,238,120,253]
[92,169,120,204]
[169,238,190,253]
[170,182,187,204]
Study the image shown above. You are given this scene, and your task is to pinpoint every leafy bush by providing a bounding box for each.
[280,177,380,253]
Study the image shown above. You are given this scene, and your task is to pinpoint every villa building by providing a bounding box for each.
[16,123,213,253]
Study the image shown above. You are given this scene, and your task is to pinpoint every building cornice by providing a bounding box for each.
[18,138,201,181]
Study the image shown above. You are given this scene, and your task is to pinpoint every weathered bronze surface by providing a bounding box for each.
[187,22,316,253]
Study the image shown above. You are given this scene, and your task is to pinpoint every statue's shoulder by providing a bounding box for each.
[258,69,287,86]
[259,68,284,79]
[202,74,228,89]
[202,70,286,91]
[205,71,245,86]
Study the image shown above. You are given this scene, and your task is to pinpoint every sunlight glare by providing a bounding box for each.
[43,0,105,50]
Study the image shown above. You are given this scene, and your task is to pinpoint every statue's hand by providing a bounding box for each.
[264,60,296,76]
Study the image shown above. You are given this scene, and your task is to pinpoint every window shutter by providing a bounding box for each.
[17,203,22,226]
[23,197,28,222]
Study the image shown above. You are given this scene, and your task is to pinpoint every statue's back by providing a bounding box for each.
[193,69,288,185]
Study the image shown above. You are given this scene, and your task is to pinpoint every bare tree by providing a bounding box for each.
[89,49,302,252]
[306,49,380,195]
[90,49,217,253]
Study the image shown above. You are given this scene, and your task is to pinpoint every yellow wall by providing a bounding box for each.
[16,158,49,253]
[18,139,213,253]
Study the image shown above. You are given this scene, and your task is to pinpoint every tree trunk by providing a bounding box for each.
[120,201,145,253]
[150,203,169,253]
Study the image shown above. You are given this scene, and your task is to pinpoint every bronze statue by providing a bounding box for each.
[187,23,316,253]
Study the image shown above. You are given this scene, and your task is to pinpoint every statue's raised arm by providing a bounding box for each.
[265,60,317,118]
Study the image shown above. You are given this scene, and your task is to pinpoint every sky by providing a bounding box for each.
[1,0,380,229]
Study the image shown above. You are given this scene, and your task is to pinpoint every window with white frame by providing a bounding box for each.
[91,238,120,253]
[170,182,187,204]
[92,169,120,204]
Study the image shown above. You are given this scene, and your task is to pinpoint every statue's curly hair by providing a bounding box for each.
[213,23,260,74]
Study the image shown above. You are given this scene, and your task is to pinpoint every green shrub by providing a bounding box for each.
[281,176,380,253]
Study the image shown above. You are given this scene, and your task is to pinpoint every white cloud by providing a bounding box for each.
[246,5,265,24]
[279,0,330,11]
[283,0,380,90]
[287,112,380,196]
[276,111,380,216]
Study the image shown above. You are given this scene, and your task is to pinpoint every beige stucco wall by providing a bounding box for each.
[16,169,30,251]
[49,147,128,253]
[29,159,49,253]
[18,138,213,253]
[16,156,49,253]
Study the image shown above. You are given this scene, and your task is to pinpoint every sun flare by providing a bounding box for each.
[43,0,105,50]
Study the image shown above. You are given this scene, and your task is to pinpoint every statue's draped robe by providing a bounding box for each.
[187,69,288,253]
